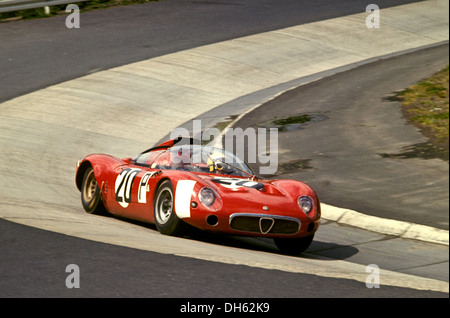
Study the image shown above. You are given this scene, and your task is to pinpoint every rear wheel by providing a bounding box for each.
[274,235,314,255]
[154,180,187,236]
[81,166,105,214]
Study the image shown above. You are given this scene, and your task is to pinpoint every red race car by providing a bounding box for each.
[75,138,320,254]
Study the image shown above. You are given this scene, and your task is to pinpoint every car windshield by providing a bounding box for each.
[138,145,254,177]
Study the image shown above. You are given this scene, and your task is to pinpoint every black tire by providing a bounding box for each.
[81,166,105,214]
[274,235,314,255]
[154,180,186,236]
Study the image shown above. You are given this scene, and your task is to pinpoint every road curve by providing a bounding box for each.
[2,0,447,236]
[0,1,448,296]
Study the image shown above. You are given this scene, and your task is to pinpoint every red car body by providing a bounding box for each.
[75,138,321,254]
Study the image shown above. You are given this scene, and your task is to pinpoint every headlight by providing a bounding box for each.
[199,187,215,207]
[298,196,313,214]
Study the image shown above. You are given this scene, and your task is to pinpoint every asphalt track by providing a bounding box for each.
[0,218,447,298]
[0,0,449,298]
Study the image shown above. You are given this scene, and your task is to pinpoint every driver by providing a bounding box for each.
[207,151,234,174]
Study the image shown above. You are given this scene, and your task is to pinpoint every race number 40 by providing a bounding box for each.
[115,168,141,208]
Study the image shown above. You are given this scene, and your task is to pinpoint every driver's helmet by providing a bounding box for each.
[207,150,226,172]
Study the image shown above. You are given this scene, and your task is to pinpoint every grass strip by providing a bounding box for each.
[398,66,449,153]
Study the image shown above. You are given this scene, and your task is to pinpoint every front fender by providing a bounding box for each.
[269,179,321,220]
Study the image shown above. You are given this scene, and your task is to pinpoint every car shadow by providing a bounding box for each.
[110,215,359,260]
[184,231,360,261]
[302,240,359,260]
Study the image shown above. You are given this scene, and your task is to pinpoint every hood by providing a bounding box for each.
[196,174,309,204]
[171,171,318,219]
[201,175,282,195]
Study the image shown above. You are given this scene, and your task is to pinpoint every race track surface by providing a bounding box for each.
[0,0,448,298]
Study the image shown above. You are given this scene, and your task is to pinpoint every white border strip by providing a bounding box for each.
[321,203,449,245]
[175,180,196,219]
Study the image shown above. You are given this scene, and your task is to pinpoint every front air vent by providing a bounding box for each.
[229,213,300,235]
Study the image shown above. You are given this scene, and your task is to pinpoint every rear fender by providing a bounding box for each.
[75,160,92,191]
[75,154,123,191]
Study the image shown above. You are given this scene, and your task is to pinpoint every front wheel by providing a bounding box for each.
[274,235,314,255]
[154,180,187,236]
